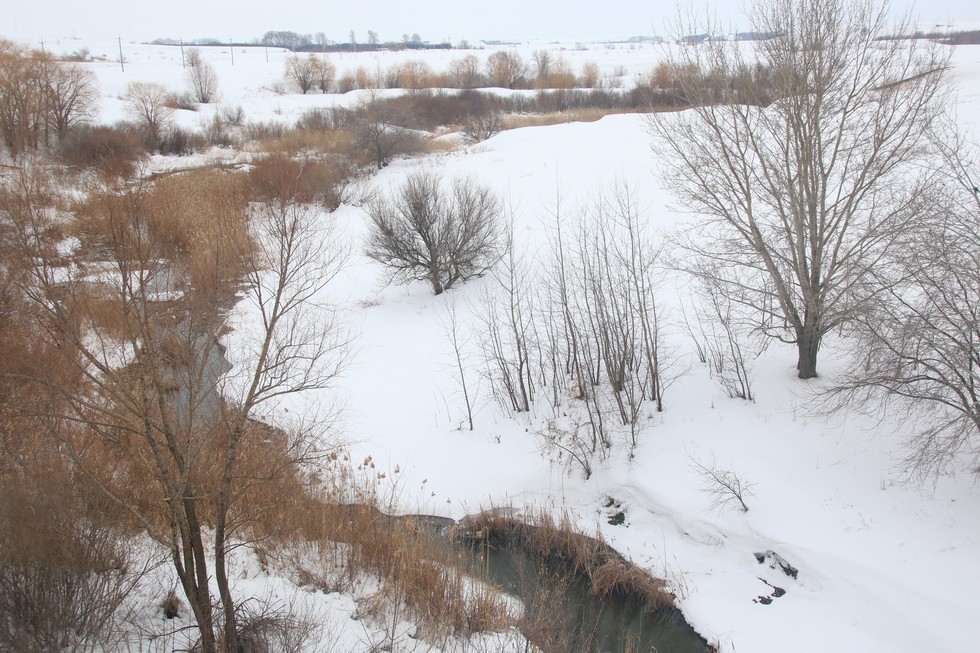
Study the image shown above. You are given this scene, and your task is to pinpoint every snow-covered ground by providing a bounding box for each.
[6,32,980,653]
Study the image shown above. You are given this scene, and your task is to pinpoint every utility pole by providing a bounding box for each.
[230,38,234,65]
[180,39,185,68]
[118,36,124,72]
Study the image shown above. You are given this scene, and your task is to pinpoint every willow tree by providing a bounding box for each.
[649,0,950,378]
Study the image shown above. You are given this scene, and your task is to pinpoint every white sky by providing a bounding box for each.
[4,0,979,44]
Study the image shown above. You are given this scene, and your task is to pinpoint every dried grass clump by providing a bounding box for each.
[265,462,517,646]
[59,123,147,178]
[247,154,356,210]
[453,507,674,611]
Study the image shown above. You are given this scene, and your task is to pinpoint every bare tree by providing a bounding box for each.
[365,172,504,295]
[533,49,553,88]
[648,0,950,378]
[285,54,321,94]
[124,81,174,149]
[448,54,484,89]
[1,164,350,652]
[349,92,419,170]
[462,109,503,144]
[580,61,601,89]
[0,42,95,153]
[690,454,755,513]
[395,59,432,93]
[833,128,980,479]
[0,40,46,155]
[186,55,219,103]
[442,300,477,430]
[316,57,336,93]
[41,60,97,139]
[486,50,527,89]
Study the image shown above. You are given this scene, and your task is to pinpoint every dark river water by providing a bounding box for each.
[463,539,710,653]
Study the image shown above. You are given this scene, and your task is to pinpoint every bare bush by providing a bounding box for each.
[443,300,478,431]
[0,474,137,652]
[477,185,674,472]
[349,92,424,169]
[365,172,505,295]
[690,455,755,513]
[186,56,219,103]
[478,232,537,414]
[462,109,503,144]
[124,81,174,149]
[683,269,767,401]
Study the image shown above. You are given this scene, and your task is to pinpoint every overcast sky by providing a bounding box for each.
[5,0,979,44]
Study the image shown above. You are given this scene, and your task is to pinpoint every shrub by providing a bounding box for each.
[365,172,505,295]
[295,107,340,132]
[202,113,236,147]
[243,120,288,142]
[158,125,206,155]
[221,104,245,126]
[165,90,198,111]
[0,471,136,652]
[462,110,503,143]
[187,58,219,103]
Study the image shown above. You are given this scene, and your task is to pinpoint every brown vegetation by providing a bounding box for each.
[452,508,675,611]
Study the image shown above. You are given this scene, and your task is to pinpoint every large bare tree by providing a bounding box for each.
[649,0,950,378]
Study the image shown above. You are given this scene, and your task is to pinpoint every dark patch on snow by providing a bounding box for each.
[601,496,627,526]
[754,550,798,579]
[755,577,786,604]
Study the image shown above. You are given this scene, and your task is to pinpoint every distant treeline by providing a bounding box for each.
[150,31,453,52]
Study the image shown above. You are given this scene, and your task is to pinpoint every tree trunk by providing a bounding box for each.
[177,499,218,653]
[796,328,820,380]
[430,263,444,295]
